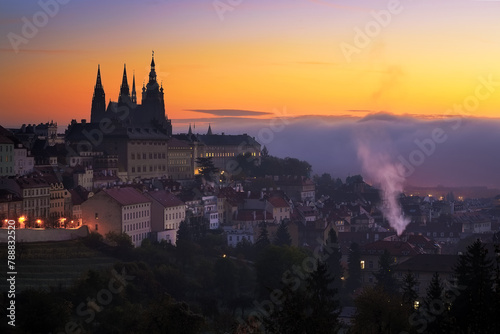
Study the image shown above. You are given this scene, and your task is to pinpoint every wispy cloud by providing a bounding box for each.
[0,48,82,54]
[307,0,371,12]
[186,109,273,117]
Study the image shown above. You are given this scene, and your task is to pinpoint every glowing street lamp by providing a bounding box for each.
[36,219,42,228]
[18,216,26,228]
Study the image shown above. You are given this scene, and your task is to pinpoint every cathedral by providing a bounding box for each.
[90,52,172,136]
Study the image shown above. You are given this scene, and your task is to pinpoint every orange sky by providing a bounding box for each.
[1,0,500,130]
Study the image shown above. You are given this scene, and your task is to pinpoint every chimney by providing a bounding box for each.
[81,119,86,124]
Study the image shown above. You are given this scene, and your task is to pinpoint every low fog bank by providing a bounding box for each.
[175,114,500,189]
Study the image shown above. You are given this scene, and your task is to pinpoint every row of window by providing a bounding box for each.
[24,199,49,207]
[131,153,167,160]
[132,232,150,243]
[124,221,150,232]
[0,145,13,152]
[0,166,13,174]
[24,188,50,196]
[123,210,150,221]
[130,141,166,146]
[131,165,167,173]
[166,211,185,221]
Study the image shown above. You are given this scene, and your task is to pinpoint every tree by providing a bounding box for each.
[451,239,496,334]
[274,220,292,246]
[214,257,237,305]
[261,145,269,158]
[375,249,398,294]
[105,231,133,251]
[305,260,341,333]
[255,245,307,298]
[422,272,452,334]
[324,229,343,296]
[255,221,270,250]
[401,271,418,312]
[195,157,219,183]
[352,286,410,334]
[346,242,362,294]
[176,220,192,243]
[264,260,340,334]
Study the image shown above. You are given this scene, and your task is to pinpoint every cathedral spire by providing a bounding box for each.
[131,71,137,104]
[149,51,157,83]
[188,123,192,135]
[91,64,106,124]
[95,64,103,90]
[119,64,130,103]
[207,124,212,135]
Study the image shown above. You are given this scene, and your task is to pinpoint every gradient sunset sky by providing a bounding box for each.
[1,0,500,129]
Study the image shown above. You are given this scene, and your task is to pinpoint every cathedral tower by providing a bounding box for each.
[90,65,106,123]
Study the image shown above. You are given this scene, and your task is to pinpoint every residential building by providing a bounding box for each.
[167,137,193,180]
[81,187,152,247]
[394,254,459,298]
[145,190,186,245]
[0,129,14,176]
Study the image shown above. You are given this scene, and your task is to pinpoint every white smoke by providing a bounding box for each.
[356,132,410,236]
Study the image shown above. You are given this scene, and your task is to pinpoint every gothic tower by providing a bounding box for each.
[131,71,137,104]
[118,64,131,106]
[90,65,106,123]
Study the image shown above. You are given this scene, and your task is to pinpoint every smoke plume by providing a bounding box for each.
[356,131,410,236]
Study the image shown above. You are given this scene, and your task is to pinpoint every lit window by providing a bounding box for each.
[360,261,365,269]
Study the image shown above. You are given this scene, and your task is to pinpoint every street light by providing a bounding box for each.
[18,216,26,228]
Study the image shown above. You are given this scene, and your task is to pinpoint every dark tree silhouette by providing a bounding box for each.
[264,260,340,334]
[401,271,418,312]
[274,220,292,246]
[451,239,496,334]
[375,249,398,294]
[195,157,219,182]
[346,242,362,294]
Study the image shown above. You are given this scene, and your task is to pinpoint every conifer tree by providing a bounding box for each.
[375,249,398,294]
[401,271,418,312]
[346,242,362,294]
[451,239,495,334]
[324,229,343,295]
[274,220,292,246]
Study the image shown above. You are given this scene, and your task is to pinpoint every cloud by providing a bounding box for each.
[193,114,500,189]
[0,48,82,54]
[185,109,273,117]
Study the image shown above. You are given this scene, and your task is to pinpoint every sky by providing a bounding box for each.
[1,0,500,188]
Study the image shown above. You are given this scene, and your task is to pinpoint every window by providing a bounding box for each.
[95,224,98,231]
[360,261,365,269]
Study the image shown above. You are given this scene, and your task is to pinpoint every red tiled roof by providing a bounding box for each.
[15,177,50,189]
[362,240,423,257]
[267,196,289,208]
[235,209,273,222]
[103,187,151,206]
[145,190,185,208]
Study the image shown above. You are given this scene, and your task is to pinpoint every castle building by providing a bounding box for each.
[90,52,172,136]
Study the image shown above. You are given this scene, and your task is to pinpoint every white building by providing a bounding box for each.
[145,190,186,245]
[203,195,219,229]
[81,187,152,247]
